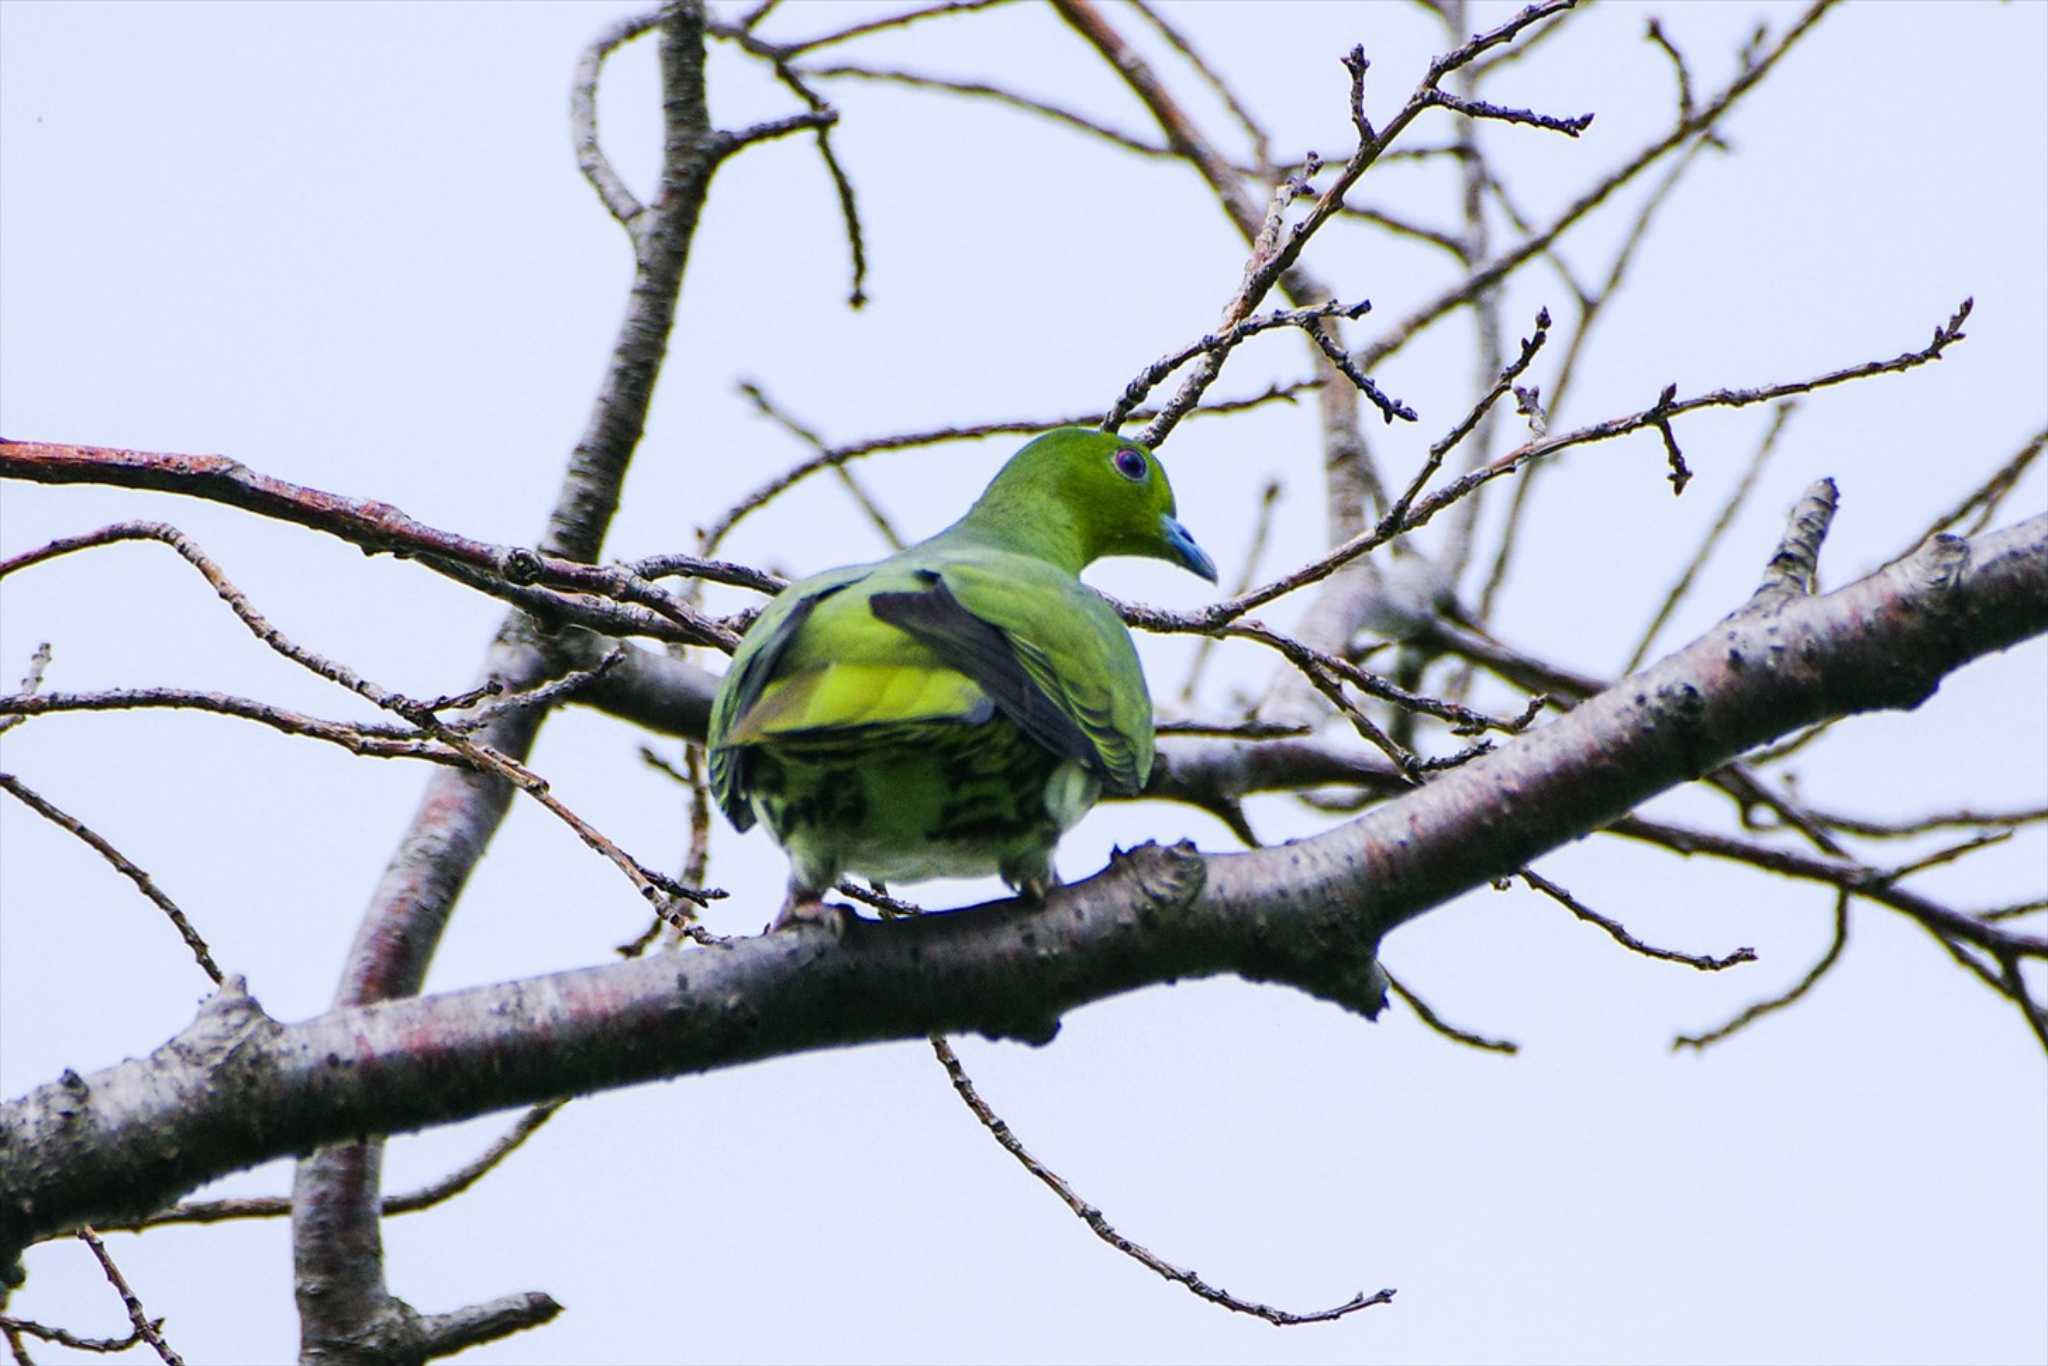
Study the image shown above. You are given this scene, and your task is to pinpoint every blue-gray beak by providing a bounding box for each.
[1161,515,1218,584]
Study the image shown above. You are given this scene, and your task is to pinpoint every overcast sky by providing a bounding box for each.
[2,2,2044,1363]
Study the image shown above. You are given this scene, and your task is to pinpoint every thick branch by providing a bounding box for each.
[5,515,2039,1257]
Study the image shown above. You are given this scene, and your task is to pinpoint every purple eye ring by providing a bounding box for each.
[1112,448,1148,482]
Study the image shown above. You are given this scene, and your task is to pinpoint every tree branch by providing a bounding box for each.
[6,512,2039,1261]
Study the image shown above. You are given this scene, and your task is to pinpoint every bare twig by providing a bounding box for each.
[1810,805,2048,840]
[1103,298,1371,433]
[1474,132,1721,613]
[0,641,52,739]
[570,8,662,229]
[1981,899,2048,924]
[0,775,223,984]
[0,688,459,762]
[1388,308,1551,530]
[1521,868,1756,971]
[1127,0,1272,169]
[930,1037,1394,1324]
[1359,3,1836,377]
[747,60,865,305]
[741,0,1010,58]
[0,1314,150,1354]
[1623,401,1797,673]
[1751,478,1839,605]
[1880,830,2015,885]
[0,470,741,650]
[1675,892,1849,1050]
[1146,302,1966,635]
[99,1104,566,1233]
[1644,17,1696,120]
[1889,426,2045,561]
[1416,87,1594,137]
[1177,479,1281,703]
[77,1229,181,1366]
[700,382,1317,552]
[1384,971,1519,1053]
[800,61,1166,157]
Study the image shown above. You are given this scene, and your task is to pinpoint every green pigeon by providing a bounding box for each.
[708,426,1217,924]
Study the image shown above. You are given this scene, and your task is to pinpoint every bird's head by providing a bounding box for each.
[964,427,1218,583]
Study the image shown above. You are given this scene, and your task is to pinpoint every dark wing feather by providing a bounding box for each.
[868,575,1100,775]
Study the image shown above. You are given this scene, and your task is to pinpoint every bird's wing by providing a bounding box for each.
[708,562,998,828]
[707,564,868,830]
[871,558,1153,795]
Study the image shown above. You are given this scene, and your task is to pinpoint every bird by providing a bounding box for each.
[707,426,1217,927]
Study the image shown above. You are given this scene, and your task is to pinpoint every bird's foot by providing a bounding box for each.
[769,889,851,937]
[1017,872,1061,906]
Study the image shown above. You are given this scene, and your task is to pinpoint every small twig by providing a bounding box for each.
[1623,401,1797,673]
[0,688,461,762]
[101,1103,566,1232]
[570,8,662,229]
[623,550,783,595]
[1104,299,1372,433]
[1466,0,1593,80]
[1889,426,2045,561]
[0,463,741,650]
[1648,384,1692,494]
[741,0,1010,58]
[1416,87,1594,137]
[701,383,1316,552]
[1980,898,2048,924]
[1675,891,1848,1050]
[1808,805,2047,840]
[836,881,926,919]
[1293,655,1425,779]
[0,775,223,984]
[442,648,627,733]
[1297,316,1417,427]
[737,381,903,548]
[1126,0,1272,169]
[1751,478,1839,605]
[1155,718,1311,740]
[1147,305,1962,638]
[1643,18,1696,120]
[0,641,52,739]
[1359,3,1836,380]
[1205,618,1526,738]
[1878,830,2015,885]
[750,61,865,305]
[930,1037,1393,1324]
[77,1229,182,1366]
[1472,130,1722,617]
[801,61,1164,155]
[0,1315,149,1355]
[671,742,717,946]
[1521,868,1755,971]
[449,735,722,922]
[0,516,718,919]
[1609,817,2047,966]
[1179,479,1281,703]
[1384,971,1519,1053]
[1388,308,1551,529]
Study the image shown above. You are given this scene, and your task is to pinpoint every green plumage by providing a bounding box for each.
[708,427,1216,914]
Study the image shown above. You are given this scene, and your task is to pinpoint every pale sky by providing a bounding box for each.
[2,2,2044,1363]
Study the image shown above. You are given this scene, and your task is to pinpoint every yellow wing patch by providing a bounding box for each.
[727,662,990,743]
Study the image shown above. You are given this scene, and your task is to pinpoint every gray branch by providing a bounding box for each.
[5,513,2041,1266]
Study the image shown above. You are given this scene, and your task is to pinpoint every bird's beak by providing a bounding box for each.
[1160,516,1219,584]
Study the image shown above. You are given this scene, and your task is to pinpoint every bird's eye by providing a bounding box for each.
[1112,448,1148,482]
